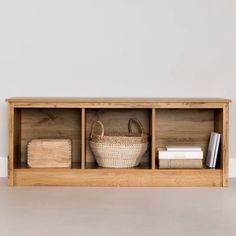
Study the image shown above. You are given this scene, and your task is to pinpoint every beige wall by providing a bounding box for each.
[0,0,235,159]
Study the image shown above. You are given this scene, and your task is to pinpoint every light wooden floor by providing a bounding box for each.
[0,178,235,236]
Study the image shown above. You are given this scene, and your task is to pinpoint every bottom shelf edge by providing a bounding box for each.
[12,169,224,187]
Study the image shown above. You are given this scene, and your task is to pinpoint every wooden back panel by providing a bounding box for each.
[19,108,81,166]
[156,109,215,164]
[85,109,151,166]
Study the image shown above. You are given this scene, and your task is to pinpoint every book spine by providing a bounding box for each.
[166,147,202,151]
[158,151,203,160]
[159,159,203,168]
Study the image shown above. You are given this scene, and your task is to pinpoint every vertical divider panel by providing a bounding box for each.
[151,108,156,170]
[81,108,86,169]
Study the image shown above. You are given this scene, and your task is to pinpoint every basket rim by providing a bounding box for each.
[90,140,149,144]
[90,132,149,138]
[90,136,149,144]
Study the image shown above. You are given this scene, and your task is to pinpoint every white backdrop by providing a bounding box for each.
[0,0,235,176]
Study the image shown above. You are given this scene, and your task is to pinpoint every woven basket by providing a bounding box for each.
[90,118,148,168]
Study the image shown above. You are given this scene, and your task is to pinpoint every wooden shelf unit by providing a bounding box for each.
[7,98,231,187]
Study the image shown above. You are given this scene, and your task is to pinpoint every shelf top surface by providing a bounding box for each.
[6,97,231,103]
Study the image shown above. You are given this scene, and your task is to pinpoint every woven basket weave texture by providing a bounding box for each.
[90,119,148,168]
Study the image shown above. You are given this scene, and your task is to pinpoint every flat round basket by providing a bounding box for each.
[90,118,149,168]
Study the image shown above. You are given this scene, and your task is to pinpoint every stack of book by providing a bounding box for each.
[158,146,203,169]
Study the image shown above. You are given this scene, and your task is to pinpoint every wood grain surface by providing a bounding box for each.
[14,168,222,187]
[20,108,81,165]
[27,139,72,168]
[85,108,151,167]
[156,109,214,165]
[6,98,231,186]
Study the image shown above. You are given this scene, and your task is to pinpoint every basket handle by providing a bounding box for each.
[90,120,105,138]
[128,118,144,137]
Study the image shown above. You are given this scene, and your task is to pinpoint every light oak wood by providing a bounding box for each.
[6,98,231,109]
[81,108,86,169]
[13,168,222,187]
[8,104,14,186]
[223,104,229,186]
[20,108,81,165]
[156,109,214,164]
[151,108,156,169]
[27,139,72,168]
[6,97,231,103]
[14,109,21,169]
[214,106,229,186]
[6,97,231,187]
[10,102,226,109]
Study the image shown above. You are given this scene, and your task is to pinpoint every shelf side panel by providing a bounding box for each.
[223,105,229,186]
[8,104,14,186]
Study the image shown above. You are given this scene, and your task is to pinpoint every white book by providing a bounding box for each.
[206,132,221,168]
[166,146,202,152]
[158,149,203,160]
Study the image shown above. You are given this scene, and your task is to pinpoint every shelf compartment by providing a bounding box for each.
[155,108,223,169]
[13,108,82,169]
[13,168,222,186]
[85,108,152,169]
